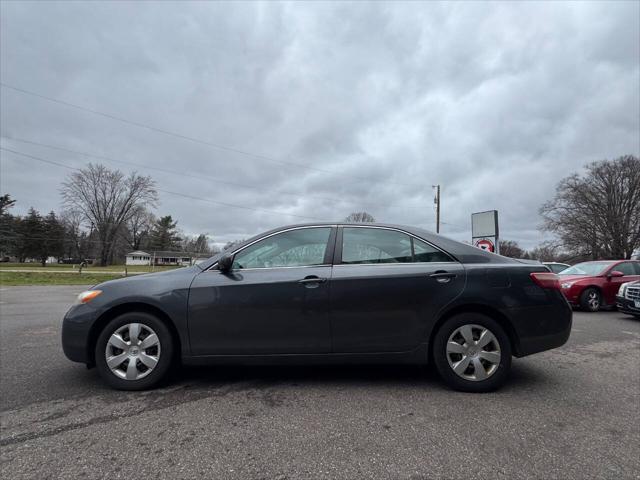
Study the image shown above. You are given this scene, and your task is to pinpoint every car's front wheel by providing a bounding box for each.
[579,287,601,312]
[95,312,174,390]
[433,313,511,392]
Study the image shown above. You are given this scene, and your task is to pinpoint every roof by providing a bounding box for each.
[575,260,623,263]
[126,251,194,258]
[153,251,194,257]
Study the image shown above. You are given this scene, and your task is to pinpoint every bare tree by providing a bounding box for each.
[528,242,561,262]
[61,164,158,266]
[182,233,214,256]
[223,239,244,251]
[499,240,525,259]
[540,155,640,259]
[124,207,155,251]
[60,210,86,261]
[344,211,376,223]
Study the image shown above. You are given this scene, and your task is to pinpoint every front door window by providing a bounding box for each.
[233,227,332,269]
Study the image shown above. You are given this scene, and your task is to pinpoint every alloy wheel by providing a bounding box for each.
[105,323,161,380]
[587,291,600,310]
[446,324,501,381]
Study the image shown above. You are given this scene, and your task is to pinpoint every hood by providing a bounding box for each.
[93,265,201,289]
[557,274,596,283]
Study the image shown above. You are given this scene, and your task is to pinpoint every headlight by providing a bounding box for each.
[618,283,629,297]
[561,283,573,289]
[76,290,102,304]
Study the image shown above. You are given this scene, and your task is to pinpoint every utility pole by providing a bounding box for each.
[433,184,441,233]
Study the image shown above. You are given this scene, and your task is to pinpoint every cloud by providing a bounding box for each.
[1,0,638,248]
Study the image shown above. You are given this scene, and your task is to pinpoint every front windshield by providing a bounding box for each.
[559,261,612,276]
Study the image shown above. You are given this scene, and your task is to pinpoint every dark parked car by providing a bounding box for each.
[559,260,640,311]
[616,280,640,318]
[62,223,572,392]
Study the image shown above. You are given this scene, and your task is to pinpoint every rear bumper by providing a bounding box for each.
[508,299,573,357]
[616,295,640,316]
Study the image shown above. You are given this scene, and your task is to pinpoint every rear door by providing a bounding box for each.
[329,226,465,353]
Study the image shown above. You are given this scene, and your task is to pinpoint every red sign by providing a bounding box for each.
[474,238,495,252]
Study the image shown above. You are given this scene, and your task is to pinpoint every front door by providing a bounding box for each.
[329,226,465,353]
[188,226,335,355]
[603,262,640,304]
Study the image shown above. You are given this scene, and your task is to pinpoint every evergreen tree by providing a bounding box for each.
[0,194,17,259]
[22,208,45,263]
[41,211,65,265]
[149,215,182,251]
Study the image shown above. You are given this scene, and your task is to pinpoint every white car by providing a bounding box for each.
[543,262,571,274]
[616,280,640,318]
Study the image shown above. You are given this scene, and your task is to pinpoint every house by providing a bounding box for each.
[125,251,153,265]
[125,251,206,266]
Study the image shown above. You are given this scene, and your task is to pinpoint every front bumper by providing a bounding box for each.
[61,303,99,364]
[616,295,640,316]
[560,287,580,306]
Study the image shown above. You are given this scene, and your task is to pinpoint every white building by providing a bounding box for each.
[125,251,152,265]
[125,251,205,266]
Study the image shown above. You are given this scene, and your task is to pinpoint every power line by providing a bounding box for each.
[1,135,431,211]
[0,147,328,222]
[0,82,419,189]
[0,147,77,170]
[0,145,468,231]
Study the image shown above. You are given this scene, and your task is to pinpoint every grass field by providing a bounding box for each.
[0,271,127,286]
[0,263,179,273]
[0,263,183,285]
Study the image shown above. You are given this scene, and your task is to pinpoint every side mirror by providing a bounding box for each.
[217,254,233,273]
[609,270,624,278]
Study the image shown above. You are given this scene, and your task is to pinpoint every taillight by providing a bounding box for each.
[530,272,560,290]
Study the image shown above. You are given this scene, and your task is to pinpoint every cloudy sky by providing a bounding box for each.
[1,1,638,248]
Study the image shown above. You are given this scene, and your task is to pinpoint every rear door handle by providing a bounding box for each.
[298,276,327,287]
[430,271,456,283]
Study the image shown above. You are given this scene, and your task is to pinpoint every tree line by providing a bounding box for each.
[493,155,639,261]
[0,165,215,266]
[1,155,638,265]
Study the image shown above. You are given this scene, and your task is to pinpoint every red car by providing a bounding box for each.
[559,260,640,311]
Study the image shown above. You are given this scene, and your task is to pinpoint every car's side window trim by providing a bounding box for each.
[336,225,457,265]
[333,226,344,265]
[323,226,338,265]
[207,225,338,272]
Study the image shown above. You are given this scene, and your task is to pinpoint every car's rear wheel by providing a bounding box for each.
[95,312,174,390]
[433,313,511,392]
[580,288,601,312]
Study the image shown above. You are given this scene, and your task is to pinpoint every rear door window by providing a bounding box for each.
[341,227,452,264]
[615,262,636,276]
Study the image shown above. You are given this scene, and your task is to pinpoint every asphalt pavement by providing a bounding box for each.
[1,285,639,479]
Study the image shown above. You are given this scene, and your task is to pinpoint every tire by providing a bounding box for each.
[433,313,512,393]
[579,288,601,312]
[95,312,174,390]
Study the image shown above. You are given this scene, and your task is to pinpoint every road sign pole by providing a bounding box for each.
[433,184,441,234]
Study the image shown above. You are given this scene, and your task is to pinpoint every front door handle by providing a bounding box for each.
[430,271,456,284]
[298,276,327,287]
